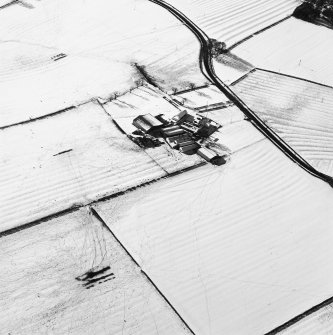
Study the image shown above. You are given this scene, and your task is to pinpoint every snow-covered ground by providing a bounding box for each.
[94,131,333,335]
[0,101,167,232]
[234,17,333,87]
[173,85,230,108]
[0,208,191,335]
[0,42,138,128]
[233,69,333,177]
[102,85,182,120]
[213,52,254,85]
[280,303,333,335]
[0,0,207,127]
[1,0,333,333]
[163,0,300,47]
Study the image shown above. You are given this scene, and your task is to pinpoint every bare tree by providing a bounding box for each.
[171,87,178,94]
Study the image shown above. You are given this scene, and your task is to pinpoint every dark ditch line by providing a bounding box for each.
[254,67,333,91]
[265,296,333,334]
[230,67,256,86]
[91,160,206,206]
[132,62,159,88]
[228,15,293,51]
[0,161,206,239]
[194,101,234,113]
[0,0,18,10]
[53,149,73,156]
[0,106,76,131]
[90,207,196,335]
[172,83,211,96]
[0,205,81,238]
[90,207,140,268]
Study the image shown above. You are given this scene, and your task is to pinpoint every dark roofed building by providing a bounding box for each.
[133,114,163,133]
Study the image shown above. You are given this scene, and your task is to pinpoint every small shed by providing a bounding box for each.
[197,147,227,165]
[133,114,163,133]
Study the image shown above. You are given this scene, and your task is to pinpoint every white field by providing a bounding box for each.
[0,208,191,335]
[0,101,167,232]
[280,304,333,335]
[214,120,265,153]
[173,85,230,108]
[163,0,300,47]
[213,52,254,85]
[0,42,138,128]
[203,105,244,127]
[103,85,182,120]
[0,0,207,127]
[94,130,333,335]
[233,70,333,177]
[234,17,333,87]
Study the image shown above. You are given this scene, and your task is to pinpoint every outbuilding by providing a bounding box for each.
[197,147,227,165]
[133,114,163,134]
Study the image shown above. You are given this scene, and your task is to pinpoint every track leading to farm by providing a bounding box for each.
[148,0,333,187]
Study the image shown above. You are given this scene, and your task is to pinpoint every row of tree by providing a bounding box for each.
[294,0,333,26]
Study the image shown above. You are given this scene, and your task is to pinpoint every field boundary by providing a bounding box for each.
[265,296,333,334]
[0,106,76,131]
[0,160,206,238]
[254,67,333,90]
[91,207,196,335]
[228,15,293,51]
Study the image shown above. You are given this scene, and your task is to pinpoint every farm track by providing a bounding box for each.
[148,0,333,187]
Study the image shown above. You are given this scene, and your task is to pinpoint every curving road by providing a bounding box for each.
[149,0,333,187]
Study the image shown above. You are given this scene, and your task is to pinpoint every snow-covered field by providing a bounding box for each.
[233,69,333,177]
[102,84,182,120]
[173,85,230,108]
[234,17,333,87]
[163,0,300,47]
[0,208,191,335]
[0,101,167,232]
[1,0,333,333]
[0,43,138,128]
[213,52,254,84]
[0,0,207,127]
[94,131,333,335]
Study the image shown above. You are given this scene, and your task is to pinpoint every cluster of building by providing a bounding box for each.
[131,110,228,165]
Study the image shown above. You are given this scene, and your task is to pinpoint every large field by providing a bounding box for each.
[0,0,207,127]
[232,69,333,178]
[0,208,191,335]
[163,0,300,47]
[94,128,333,335]
[1,0,333,333]
[234,17,333,87]
[0,101,167,232]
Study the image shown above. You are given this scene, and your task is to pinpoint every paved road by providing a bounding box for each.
[149,0,333,187]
